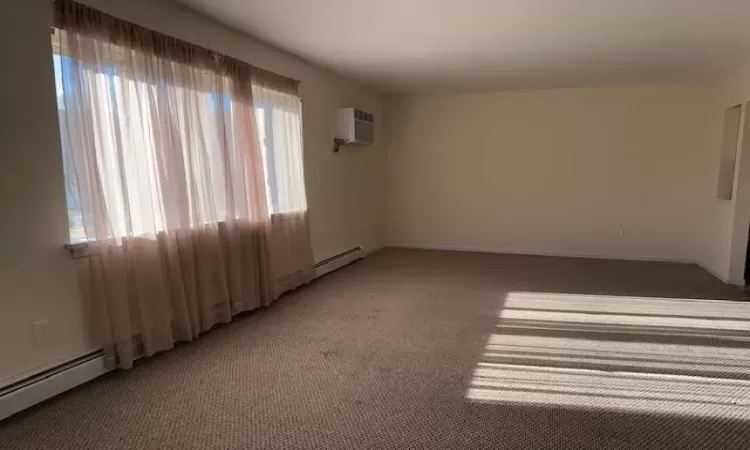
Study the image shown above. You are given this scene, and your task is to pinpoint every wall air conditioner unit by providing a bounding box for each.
[334,107,374,152]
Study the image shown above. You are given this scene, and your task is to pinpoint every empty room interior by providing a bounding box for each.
[4,0,750,448]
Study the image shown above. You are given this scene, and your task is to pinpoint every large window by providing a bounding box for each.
[52,30,305,243]
[50,0,314,370]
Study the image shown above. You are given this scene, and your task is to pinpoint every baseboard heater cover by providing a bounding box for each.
[0,350,111,421]
[0,246,366,420]
[314,245,365,278]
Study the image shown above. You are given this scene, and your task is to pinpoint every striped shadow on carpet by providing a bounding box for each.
[468,292,750,420]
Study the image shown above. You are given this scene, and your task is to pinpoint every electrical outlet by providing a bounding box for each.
[32,319,49,346]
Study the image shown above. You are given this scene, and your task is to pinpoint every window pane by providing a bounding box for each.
[53,53,87,242]
[52,30,251,241]
[255,105,276,213]
[251,85,306,214]
[53,28,307,244]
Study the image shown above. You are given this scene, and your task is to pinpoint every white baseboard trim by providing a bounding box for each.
[0,351,111,421]
[363,244,384,256]
[392,243,695,264]
[695,261,732,284]
[394,244,748,286]
[314,245,366,279]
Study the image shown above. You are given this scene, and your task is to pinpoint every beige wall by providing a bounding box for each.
[0,0,92,386]
[0,0,385,384]
[385,85,717,262]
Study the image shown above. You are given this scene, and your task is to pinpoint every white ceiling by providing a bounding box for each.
[178,0,750,93]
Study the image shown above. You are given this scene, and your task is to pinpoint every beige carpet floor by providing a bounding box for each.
[2,248,750,449]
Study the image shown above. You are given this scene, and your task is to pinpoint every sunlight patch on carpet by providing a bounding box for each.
[466,292,750,419]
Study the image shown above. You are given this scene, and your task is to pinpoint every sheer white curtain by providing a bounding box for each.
[252,84,314,291]
[253,85,307,213]
[54,0,312,368]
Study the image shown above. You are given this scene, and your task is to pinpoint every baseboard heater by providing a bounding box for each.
[314,245,365,278]
[0,350,111,421]
[0,246,367,421]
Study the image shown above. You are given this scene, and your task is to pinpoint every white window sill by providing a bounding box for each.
[65,242,91,259]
